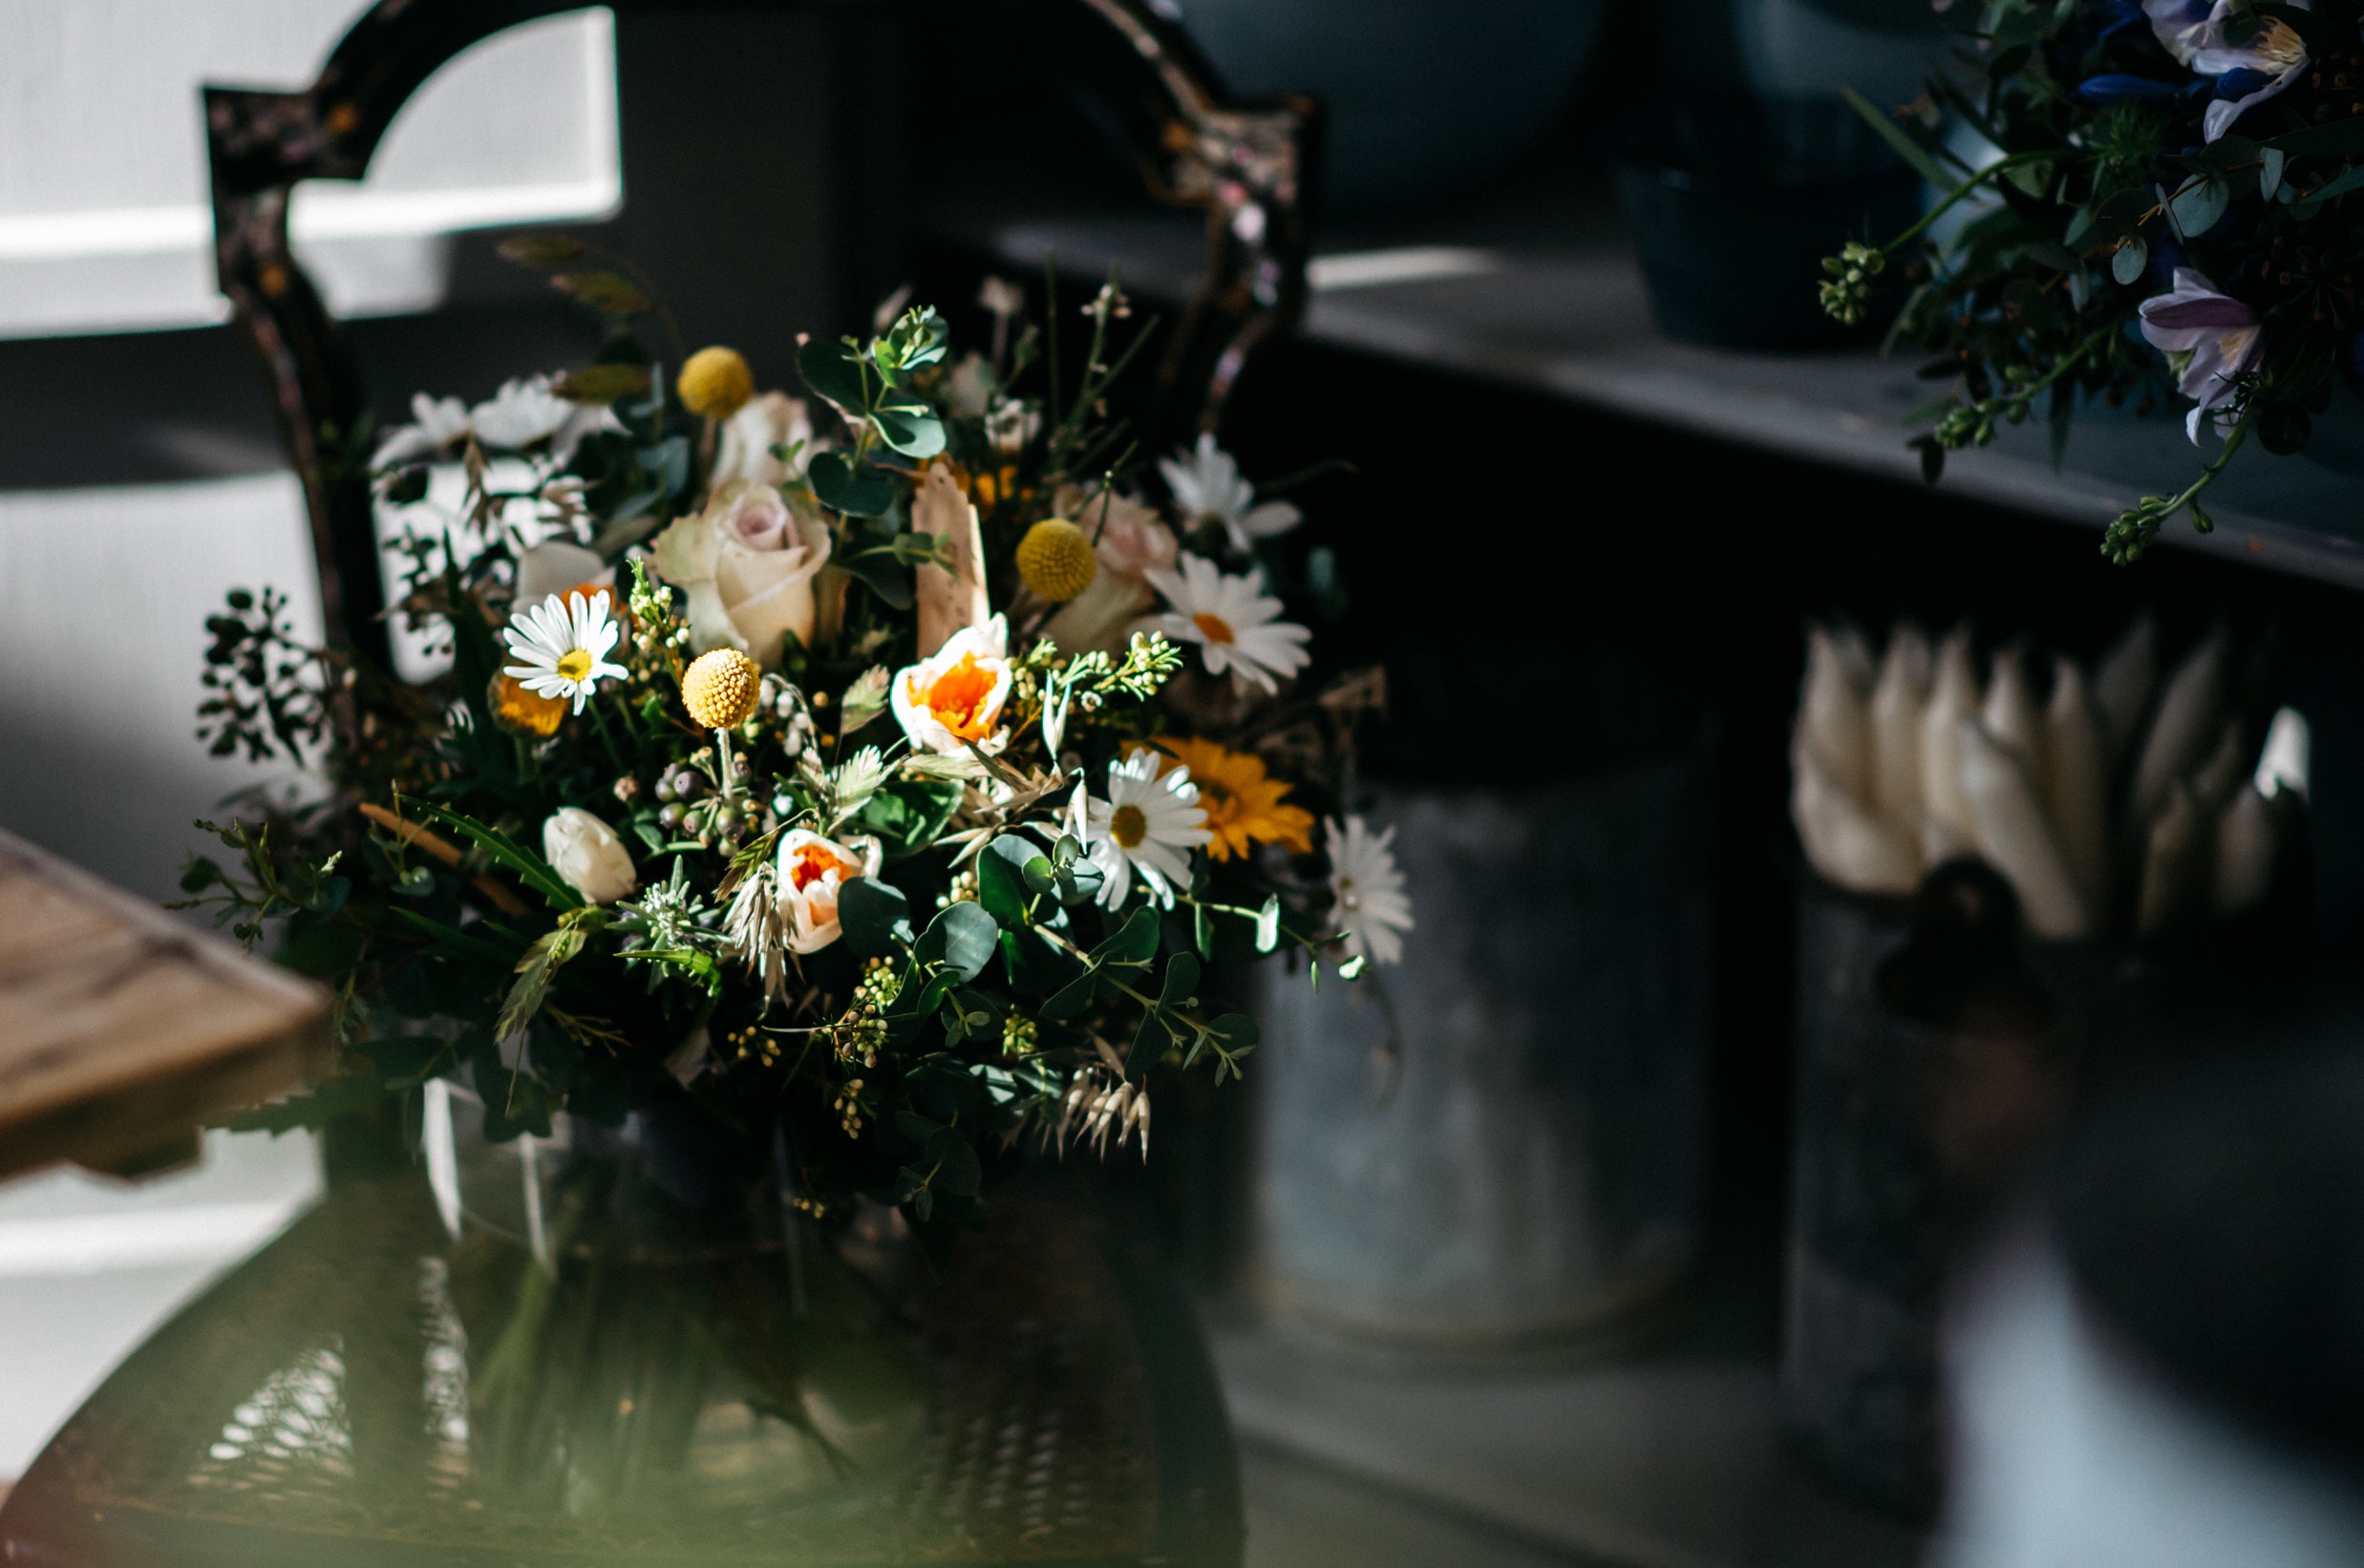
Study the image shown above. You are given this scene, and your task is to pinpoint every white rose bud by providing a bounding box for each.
[543,806,637,904]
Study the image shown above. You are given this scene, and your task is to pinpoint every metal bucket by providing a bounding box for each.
[1250,739,1714,1359]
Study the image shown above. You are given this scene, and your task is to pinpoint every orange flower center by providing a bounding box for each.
[1110,804,1149,848]
[921,653,1000,737]
[789,842,857,893]
[1192,612,1235,645]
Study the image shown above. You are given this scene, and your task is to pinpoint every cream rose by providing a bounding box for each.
[712,392,818,489]
[651,479,832,668]
[777,829,883,953]
[1040,485,1178,655]
[542,806,637,904]
[891,616,1012,755]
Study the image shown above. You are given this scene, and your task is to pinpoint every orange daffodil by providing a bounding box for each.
[892,615,1013,754]
[1144,737,1313,860]
[776,829,883,953]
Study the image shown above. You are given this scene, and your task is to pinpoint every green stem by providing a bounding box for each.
[2169,414,2251,515]
[1882,151,2058,256]
[587,699,629,775]
[2003,309,2135,413]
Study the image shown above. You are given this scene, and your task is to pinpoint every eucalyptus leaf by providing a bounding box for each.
[1126,1008,1174,1080]
[808,450,894,517]
[1093,904,1162,977]
[838,878,913,957]
[551,270,650,318]
[2023,238,2081,275]
[1158,950,1200,1008]
[798,337,869,416]
[856,777,963,858]
[921,901,998,985]
[870,402,947,459]
[2265,119,2364,157]
[976,835,1042,926]
[2112,235,2149,286]
[838,544,915,610]
[2167,174,2228,239]
[2300,160,2364,208]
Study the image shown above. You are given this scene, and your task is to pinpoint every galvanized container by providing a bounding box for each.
[1250,738,1714,1358]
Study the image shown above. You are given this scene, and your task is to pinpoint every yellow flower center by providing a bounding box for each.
[1192,612,1236,645]
[556,648,595,684]
[922,654,1000,737]
[1110,804,1148,848]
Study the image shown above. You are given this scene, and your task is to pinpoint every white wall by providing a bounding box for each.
[0,3,619,335]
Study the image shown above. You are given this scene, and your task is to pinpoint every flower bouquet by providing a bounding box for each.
[1821,0,2364,561]
[181,260,1409,1239]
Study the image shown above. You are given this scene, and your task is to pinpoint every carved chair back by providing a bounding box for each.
[204,0,1316,666]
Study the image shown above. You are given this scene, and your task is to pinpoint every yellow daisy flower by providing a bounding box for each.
[1148,736,1314,861]
[491,672,567,737]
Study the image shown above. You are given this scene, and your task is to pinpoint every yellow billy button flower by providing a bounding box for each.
[681,647,761,730]
[1014,518,1097,603]
[676,347,754,420]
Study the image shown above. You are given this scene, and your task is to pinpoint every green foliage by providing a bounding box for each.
[839,878,913,957]
[198,586,328,764]
[855,777,965,859]
[797,307,951,470]
[1817,3,2364,545]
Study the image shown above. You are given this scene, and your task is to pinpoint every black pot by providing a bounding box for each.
[1783,856,2311,1519]
[1612,95,1921,350]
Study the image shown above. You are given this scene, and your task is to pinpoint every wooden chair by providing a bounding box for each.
[203,0,1318,667]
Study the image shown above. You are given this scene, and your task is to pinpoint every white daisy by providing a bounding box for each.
[501,589,629,714]
[1144,553,1311,695]
[1159,433,1300,551]
[1326,815,1413,966]
[1077,752,1211,910]
[373,392,472,466]
[370,376,621,469]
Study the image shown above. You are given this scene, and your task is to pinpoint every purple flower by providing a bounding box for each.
[2142,0,2311,140]
[2139,268,2264,442]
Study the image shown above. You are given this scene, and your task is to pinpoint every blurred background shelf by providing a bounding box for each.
[930,173,2364,594]
[1219,1323,1922,1568]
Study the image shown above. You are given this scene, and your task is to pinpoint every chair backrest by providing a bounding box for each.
[204,0,1317,667]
